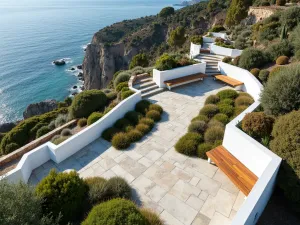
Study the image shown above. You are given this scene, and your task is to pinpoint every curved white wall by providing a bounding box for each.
[210,44,243,57]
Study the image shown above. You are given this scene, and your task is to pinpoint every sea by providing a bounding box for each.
[0,0,179,124]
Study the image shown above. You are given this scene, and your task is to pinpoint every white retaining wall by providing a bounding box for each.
[190,42,201,58]
[210,43,243,57]
[153,63,206,88]
[203,36,215,43]
[1,91,142,183]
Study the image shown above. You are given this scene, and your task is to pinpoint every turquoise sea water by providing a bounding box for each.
[0,0,178,124]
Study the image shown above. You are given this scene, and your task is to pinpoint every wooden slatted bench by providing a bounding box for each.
[214,75,244,87]
[206,145,258,196]
[164,73,207,90]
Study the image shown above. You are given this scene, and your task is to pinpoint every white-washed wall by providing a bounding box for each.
[153,63,206,88]
[203,36,215,43]
[210,44,243,57]
[210,32,227,39]
[190,42,201,58]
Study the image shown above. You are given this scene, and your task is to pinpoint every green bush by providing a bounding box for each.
[175,133,203,156]
[87,112,103,125]
[266,40,293,61]
[234,106,248,117]
[188,121,207,135]
[191,115,209,123]
[112,133,131,150]
[250,68,260,78]
[238,48,268,70]
[127,129,143,143]
[159,6,175,18]
[36,170,87,224]
[70,90,107,119]
[105,177,132,200]
[218,98,234,106]
[102,127,121,142]
[116,82,129,92]
[208,120,225,128]
[235,96,254,107]
[205,95,220,105]
[190,35,203,45]
[85,177,108,205]
[61,128,72,137]
[121,90,135,100]
[121,87,130,92]
[129,53,149,69]
[48,120,56,130]
[114,118,132,131]
[155,53,177,71]
[106,91,118,101]
[276,56,289,65]
[261,64,300,115]
[197,143,213,159]
[125,111,143,125]
[168,26,186,49]
[136,124,151,135]
[213,113,229,124]
[77,118,87,127]
[295,50,300,61]
[199,104,219,118]
[146,110,161,122]
[259,70,270,83]
[242,112,275,137]
[140,208,164,225]
[218,104,234,117]
[238,92,252,98]
[135,100,152,115]
[54,114,68,128]
[269,66,285,79]
[233,56,240,66]
[139,118,155,129]
[51,135,69,145]
[222,56,233,63]
[4,143,19,154]
[30,122,48,138]
[210,25,226,32]
[204,126,225,144]
[149,104,163,114]
[114,72,131,88]
[216,89,238,100]
[36,126,51,138]
[82,198,148,225]
[225,0,252,27]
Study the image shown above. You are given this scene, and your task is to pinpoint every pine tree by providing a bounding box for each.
[168,27,186,49]
[225,0,252,27]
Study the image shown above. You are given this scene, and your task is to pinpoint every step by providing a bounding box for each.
[134,77,152,85]
[199,54,224,60]
[133,80,156,89]
[142,88,165,98]
[206,65,219,69]
[198,56,222,61]
[140,84,159,93]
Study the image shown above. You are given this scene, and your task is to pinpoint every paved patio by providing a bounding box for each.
[29,78,245,225]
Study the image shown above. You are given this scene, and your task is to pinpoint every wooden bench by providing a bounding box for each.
[214,75,244,87]
[206,145,258,196]
[164,73,207,90]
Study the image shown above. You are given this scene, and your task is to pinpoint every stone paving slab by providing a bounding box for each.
[29,78,244,225]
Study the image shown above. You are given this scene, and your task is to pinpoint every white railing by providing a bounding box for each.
[211,43,243,57]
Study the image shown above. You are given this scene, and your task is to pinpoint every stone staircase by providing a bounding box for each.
[133,74,165,98]
[196,53,224,76]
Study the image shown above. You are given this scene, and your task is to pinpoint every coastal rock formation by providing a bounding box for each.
[23,100,58,119]
[53,59,66,66]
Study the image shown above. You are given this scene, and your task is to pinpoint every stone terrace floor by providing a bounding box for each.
[29,78,245,225]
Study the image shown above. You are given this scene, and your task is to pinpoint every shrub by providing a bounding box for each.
[48,120,56,130]
[190,35,203,45]
[85,177,108,205]
[159,6,175,18]
[225,0,252,26]
[261,65,300,115]
[218,98,234,106]
[199,104,219,118]
[82,198,147,225]
[155,53,177,71]
[216,89,238,100]
[51,135,60,142]
[235,96,254,107]
[175,133,203,156]
[222,56,232,63]
[140,208,164,225]
[87,112,103,125]
[125,111,143,125]
[116,82,129,92]
[105,177,132,200]
[276,56,289,65]
[188,121,207,135]
[238,48,267,70]
[259,70,270,83]
[266,40,293,61]
[70,90,107,118]
[242,112,275,137]
[210,25,225,32]
[213,113,229,124]
[127,129,143,143]
[106,91,118,101]
[114,72,131,88]
[36,126,51,138]
[238,92,252,98]
[295,50,300,61]
[54,114,68,128]
[276,0,286,6]
[52,136,69,145]
[30,122,48,138]
[139,118,155,129]
[112,133,131,150]
[149,104,163,114]
[114,118,132,131]
[136,124,151,135]
[218,104,234,117]
[197,143,213,159]
[135,100,152,115]
[269,66,285,79]
[204,126,225,144]
[121,87,130,92]
[208,120,225,128]
[168,26,186,49]
[205,95,220,105]
[129,53,149,69]
[191,115,209,123]
[121,90,135,100]
[146,110,161,122]
[36,170,87,224]
[61,128,72,137]
[234,106,248,117]
[233,56,240,66]
[4,143,19,154]
[102,127,121,142]
[250,68,260,78]
[77,118,87,127]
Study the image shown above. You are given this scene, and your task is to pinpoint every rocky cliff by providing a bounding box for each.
[23,100,58,119]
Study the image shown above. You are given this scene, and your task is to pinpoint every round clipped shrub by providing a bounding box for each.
[4,143,19,154]
[116,82,129,92]
[217,89,238,100]
[213,113,229,124]
[112,133,131,150]
[140,208,164,225]
[54,114,68,128]
[208,119,225,128]
[87,112,103,125]
[146,110,161,122]
[234,106,248,117]
[70,90,107,119]
[188,121,207,135]
[52,137,70,146]
[276,56,289,65]
[242,112,275,137]
[238,48,267,70]
[121,90,135,100]
[135,100,151,115]
[136,124,151,135]
[61,128,72,137]
[114,72,131,88]
[127,129,143,143]
[191,115,209,123]
[124,125,134,132]
[102,127,121,142]
[238,92,252,98]
[36,170,87,223]
[204,126,225,144]
[77,118,87,127]
[155,53,177,71]
[106,91,118,101]
[139,118,155,129]
[85,177,108,205]
[199,104,219,118]
[205,95,220,105]
[250,68,260,78]
[190,35,203,45]
[175,133,203,156]
[269,66,285,79]
[218,98,234,106]
[235,96,254,107]
[105,177,132,200]
[82,198,147,225]
[36,126,51,138]
[149,104,163,114]
[129,53,149,69]
[222,56,233,63]
[218,104,234,117]
[197,143,213,159]
[114,118,132,131]
[259,70,270,83]
[125,111,143,125]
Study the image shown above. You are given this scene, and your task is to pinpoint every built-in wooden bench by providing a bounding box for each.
[207,145,258,196]
[214,75,244,87]
[164,73,207,90]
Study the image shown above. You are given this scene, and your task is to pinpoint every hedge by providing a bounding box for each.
[175,133,203,156]
[87,112,104,125]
